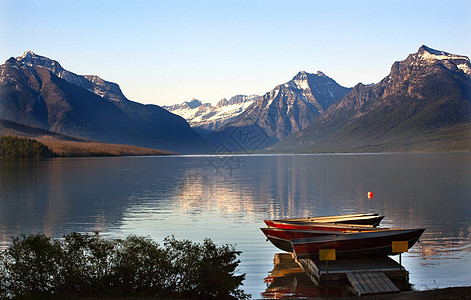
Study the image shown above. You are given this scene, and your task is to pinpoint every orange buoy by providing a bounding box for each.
[367,191,373,199]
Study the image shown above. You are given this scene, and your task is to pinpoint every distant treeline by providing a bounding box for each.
[0,233,248,300]
[0,136,54,158]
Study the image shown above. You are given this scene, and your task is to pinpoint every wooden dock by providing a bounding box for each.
[346,271,400,296]
[295,255,409,295]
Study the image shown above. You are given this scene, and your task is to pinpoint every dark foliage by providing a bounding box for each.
[0,136,54,158]
[0,233,248,300]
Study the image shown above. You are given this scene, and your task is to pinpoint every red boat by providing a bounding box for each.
[264,213,384,229]
[263,220,383,231]
[260,227,383,252]
[291,228,425,259]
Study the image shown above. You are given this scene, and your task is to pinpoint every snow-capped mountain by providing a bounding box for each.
[208,71,351,147]
[16,51,128,102]
[271,45,471,152]
[165,71,350,145]
[164,95,260,136]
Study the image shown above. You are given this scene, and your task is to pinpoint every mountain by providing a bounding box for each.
[163,95,260,137]
[16,51,128,102]
[0,51,208,153]
[271,45,471,152]
[206,71,351,151]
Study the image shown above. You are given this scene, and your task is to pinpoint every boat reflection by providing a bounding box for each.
[263,253,351,299]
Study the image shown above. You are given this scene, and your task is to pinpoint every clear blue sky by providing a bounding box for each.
[1,0,470,105]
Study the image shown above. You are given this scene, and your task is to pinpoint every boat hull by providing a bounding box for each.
[264,214,384,229]
[291,228,425,259]
[263,220,382,231]
[261,228,357,252]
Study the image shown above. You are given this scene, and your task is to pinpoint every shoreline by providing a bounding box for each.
[352,286,471,299]
[79,286,471,299]
[300,286,471,300]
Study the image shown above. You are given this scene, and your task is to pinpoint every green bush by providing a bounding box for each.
[0,233,249,300]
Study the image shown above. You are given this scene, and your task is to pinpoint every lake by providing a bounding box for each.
[0,153,470,298]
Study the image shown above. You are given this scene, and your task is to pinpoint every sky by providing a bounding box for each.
[1,0,470,106]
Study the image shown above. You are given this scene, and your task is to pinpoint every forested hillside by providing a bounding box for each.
[0,136,54,158]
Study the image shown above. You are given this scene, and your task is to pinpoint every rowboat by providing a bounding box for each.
[271,213,380,222]
[264,213,384,228]
[260,227,383,252]
[291,228,425,259]
[263,221,382,231]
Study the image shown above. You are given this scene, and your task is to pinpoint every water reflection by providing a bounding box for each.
[0,157,191,246]
[0,153,470,296]
[263,253,350,298]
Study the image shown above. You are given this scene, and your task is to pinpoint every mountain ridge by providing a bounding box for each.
[205,70,351,151]
[2,46,469,154]
[269,45,471,152]
[0,52,209,153]
[164,95,260,135]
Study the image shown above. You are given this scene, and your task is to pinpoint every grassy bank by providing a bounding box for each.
[0,135,173,158]
[39,139,173,157]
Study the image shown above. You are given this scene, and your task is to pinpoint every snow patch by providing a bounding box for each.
[166,99,256,129]
[457,63,471,75]
[418,50,469,62]
[294,79,310,90]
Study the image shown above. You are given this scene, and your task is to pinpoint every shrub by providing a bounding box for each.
[0,233,249,300]
[0,234,62,298]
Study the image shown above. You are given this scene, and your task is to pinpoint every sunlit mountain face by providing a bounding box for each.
[271,46,471,153]
[0,51,209,154]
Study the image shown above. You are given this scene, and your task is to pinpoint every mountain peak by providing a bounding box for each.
[186,99,203,109]
[418,45,444,55]
[293,71,310,80]
[293,71,329,81]
[16,50,43,62]
[409,45,471,75]
[18,50,36,59]
[216,98,229,107]
[16,50,64,71]
[290,71,334,91]
[415,45,469,62]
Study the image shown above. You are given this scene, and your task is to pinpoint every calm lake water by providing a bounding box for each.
[0,153,470,298]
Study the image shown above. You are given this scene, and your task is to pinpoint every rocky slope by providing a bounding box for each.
[271,45,471,152]
[206,71,351,151]
[164,95,260,136]
[0,51,208,153]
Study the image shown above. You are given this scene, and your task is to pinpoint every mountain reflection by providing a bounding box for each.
[0,154,470,267]
[161,154,471,261]
[175,170,260,216]
[0,157,189,246]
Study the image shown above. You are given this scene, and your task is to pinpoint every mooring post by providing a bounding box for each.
[399,253,402,270]
[319,249,335,275]
[392,241,408,271]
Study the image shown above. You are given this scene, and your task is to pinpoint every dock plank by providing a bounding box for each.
[368,272,389,291]
[346,272,367,295]
[374,271,399,292]
[347,271,399,296]
[378,271,399,293]
[360,272,380,293]
[295,257,408,295]
[366,272,387,292]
